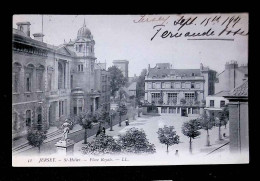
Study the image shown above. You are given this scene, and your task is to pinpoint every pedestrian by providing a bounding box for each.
[96,128,101,137]
[102,127,106,134]
[223,133,226,138]
[125,118,129,126]
[175,150,179,156]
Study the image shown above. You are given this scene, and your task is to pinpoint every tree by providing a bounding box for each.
[215,110,228,141]
[109,109,117,131]
[117,127,156,154]
[197,111,214,146]
[117,104,128,127]
[81,133,121,155]
[157,125,180,153]
[136,69,147,105]
[181,119,201,154]
[222,106,229,129]
[95,104,110,129]
[77,112,93,144]
[27,127,47,154]
[108,66,127,98]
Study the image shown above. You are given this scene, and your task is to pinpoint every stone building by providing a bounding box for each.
[144,63,216,116]
[113,60,129,81]
[12,20,110,139]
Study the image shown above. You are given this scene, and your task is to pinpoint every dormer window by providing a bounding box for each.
[192,73,195,76]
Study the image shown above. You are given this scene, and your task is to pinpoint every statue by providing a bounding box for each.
[61,119,72,141]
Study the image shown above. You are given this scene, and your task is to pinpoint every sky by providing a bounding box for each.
[13,14,248,77]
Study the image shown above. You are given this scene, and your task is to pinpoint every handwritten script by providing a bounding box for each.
[133,15,248,41]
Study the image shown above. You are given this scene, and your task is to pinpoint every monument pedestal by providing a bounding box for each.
[55,139,75,156]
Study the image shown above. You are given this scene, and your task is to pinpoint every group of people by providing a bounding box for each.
[95,117,130,137]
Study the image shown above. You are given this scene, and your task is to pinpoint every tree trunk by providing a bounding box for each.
[110,116,113,131]
[83,128,87,144]
[119,114,121,127]
[225,124,227,129]
[166,144,169,153]
[38,146,41,154]
[219,125,222,140]
[206,129,210,146]
[189,137,192,154]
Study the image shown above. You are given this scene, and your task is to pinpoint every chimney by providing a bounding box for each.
[200,63,203,70]
[16,22,31,37]
[33,33,44,42]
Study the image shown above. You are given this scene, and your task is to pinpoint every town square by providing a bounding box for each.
[12,14,248,166]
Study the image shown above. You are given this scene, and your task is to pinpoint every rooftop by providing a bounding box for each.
[229,80,248,97]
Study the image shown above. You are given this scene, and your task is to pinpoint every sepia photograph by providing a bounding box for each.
[12,14,248,167]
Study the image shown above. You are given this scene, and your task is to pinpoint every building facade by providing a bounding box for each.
[215,61,248,93]
[144,63,217,116]
[12,20,110,139]
[224,80,248,154]
[113,60,129,81]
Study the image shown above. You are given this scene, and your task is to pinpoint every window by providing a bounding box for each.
[148,82,152,89]
[175,82,181,89]
[191,82,195,89]
[151,93,161,103]
[13,63,21,93]
[162,82,165,89]
[195,83,200,89]
[185,82,191,89]
[70,75,73,89]
[220,100,225,107]
[26,110,31,127]
[156,82,161,89]
[13,112,18,131]
[185,93,195,102]
[181,82,185,89]
[47,72,52,91]
[25,73,32,92]
[58,62,65,89]
[78,107,82,113]
[210,100,214,107]
[168,93,177,104]
[74,107,77,115]
[36,69,44,91]
[192,73,195,76]
[152,82,156,89]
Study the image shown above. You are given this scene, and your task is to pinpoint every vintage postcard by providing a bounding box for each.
[12,14,248,167]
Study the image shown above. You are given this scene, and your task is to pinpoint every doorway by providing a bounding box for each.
[181,108,188,117]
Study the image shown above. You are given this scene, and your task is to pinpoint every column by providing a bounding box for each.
[187,108,189,115]
[167,107,169,114]
[180,107,182,115]
[191,108,193,114]
[176,107,177,115]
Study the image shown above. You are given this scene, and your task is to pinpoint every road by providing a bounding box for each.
[16,114,126,156]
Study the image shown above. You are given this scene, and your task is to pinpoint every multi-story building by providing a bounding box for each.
[12,20,110,139]
[144,63,216,116]
[215,61,248,93]
[113,60,129,81]
[205,61,248,118]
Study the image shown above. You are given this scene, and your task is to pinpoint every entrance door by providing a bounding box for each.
[181,108,187,117]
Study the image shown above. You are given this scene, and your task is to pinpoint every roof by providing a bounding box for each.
[229,80,248,97]
[147,68,201,78]
[209,91,230,97]
[127,82,137,90]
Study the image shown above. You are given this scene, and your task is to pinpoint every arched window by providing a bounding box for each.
[36,65,44,91]
[26,110,31,127]
[13,62,21,93]
[58,62,64,89]
[25,64,34,92]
